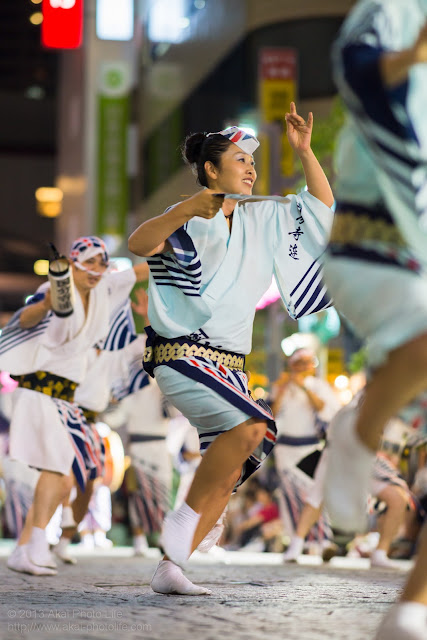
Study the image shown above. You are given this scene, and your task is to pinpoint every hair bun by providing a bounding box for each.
[182,132,207,165]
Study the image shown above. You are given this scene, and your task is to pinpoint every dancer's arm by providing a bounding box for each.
[20,290,52,329]
[128,190,225,257]
[380,22,427,87]
[285,102,334,208]
[132,261,149,282]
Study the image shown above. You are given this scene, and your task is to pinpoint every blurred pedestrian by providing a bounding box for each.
[323,2,427,637]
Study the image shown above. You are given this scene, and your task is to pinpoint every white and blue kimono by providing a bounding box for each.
[74,335,149,483]
[144,191,334,487]
[330,0,427,271]
[323,0,427,369]
[0,269,137,490]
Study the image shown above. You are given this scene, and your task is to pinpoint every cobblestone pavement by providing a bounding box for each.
[0,545,412,640]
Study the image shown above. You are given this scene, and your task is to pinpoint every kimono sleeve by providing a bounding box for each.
[333,3,415,142]
[101,269,138,351]
[273,191,334,319]
[147,221,213,338]
[0,283,55,374]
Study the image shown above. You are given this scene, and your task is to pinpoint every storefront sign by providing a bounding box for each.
[41,0,84,49]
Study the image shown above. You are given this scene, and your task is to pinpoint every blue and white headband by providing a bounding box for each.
[209,126,260,155]
[69,236,110,277]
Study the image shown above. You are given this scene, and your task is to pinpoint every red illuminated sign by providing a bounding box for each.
[41,0,84,50]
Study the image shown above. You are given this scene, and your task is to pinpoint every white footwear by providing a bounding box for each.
[7,545,57,576]
[53,538,77,565]
[375,602,427,640]
[197,523,224,553]
[324,404,375,533]
[93,531,113,548]
[282,536,304,563]
[133,534,150,557]
[160,502,201,568]
[370,549,402,569]
[28,527,57,569]
[61,506,77,528]
[151,560,212,596]
[79,533,95,549]
[197,509,226,553]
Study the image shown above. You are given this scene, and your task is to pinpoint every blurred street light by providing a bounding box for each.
[35,186,63,217]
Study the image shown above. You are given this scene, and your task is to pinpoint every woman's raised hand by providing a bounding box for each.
[285,101,313,154]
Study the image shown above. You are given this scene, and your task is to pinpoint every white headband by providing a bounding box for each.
[209,126,260,155]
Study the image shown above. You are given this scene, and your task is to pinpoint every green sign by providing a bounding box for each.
[96,63,131,238]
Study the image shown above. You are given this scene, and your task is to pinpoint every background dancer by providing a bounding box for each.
[128,102,334,595]
[54,333,149,564]
[321,2,427,638]
[0,236,146,575]
[271,348,340,561]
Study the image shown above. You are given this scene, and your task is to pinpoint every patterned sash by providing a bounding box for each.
[11,370,77,402]
[143,329,245,378]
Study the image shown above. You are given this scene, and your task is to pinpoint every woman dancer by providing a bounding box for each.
[129,102,334,594]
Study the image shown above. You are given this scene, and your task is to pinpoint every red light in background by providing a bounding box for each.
[41,0,84,49]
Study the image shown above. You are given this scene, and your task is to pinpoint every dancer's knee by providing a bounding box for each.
[59,474,74,501]
[239,420,267,455]
[401,335,427,378]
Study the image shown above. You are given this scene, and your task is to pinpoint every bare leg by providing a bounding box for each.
[61,479,95,540]
[295,503,322,539]
[325,335,427,534]
[17,472,73,544]
[401,526,427,604]
[33,471,73,529]
[376,486,408,554]
[375,527,427,639]
[18,504,34,545]
[161,418,267,566]
[356,334,427,451]
[186,418,267,514]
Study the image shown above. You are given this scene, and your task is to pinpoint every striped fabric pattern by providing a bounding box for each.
[127,458,171,534]
[111,357,149,401]
[101,301,137,351]
[0,298,52,358]
[4,478,33,538]
[332,2,427,251]
[216,126,260,155]
[53,399,99,490]
[277,467,332,544]
[160,354,277,489]
[148,226,202,298]
[372,452,410,494]
[289,258,332,319]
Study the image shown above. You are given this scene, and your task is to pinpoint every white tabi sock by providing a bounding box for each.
[151,561,212,596]
[370,549,403,569]
[374,602,427,640]
[133,534,149,556]
[197,523,224,553]
[283,536,304,562]
[324,405,375,533]
[160,502,201,568]
[7,544,57,576]
[197,508,226,553]
[28,527,57,569]
[54,537,77,564]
